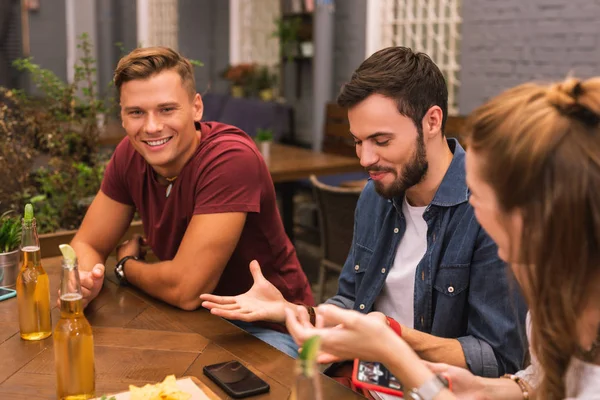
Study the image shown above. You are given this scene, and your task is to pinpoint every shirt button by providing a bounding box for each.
[394,228,399,233]
[420,316,424,326]
[354,264,360,271]
[359,304,365,310]
[381,268,386,274]
[448,286,455,293]
[421,271,425,281]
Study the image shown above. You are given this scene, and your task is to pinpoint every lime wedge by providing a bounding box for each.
[298,335,321,376]
[59,244,77,263]
[23,203,34,222]
[299,335,321,360]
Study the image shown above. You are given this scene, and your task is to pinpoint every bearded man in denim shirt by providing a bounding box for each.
[201,46,527,378]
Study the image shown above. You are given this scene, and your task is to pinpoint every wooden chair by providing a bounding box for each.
[310,174,362,303]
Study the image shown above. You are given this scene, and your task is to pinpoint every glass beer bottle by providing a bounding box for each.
[290,359,323,400]
[54,244,95,400]
[291,336,323,400]
[16,203,52,340]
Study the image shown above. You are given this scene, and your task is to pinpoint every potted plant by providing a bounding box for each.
[0,211,21,288]
[221,63,256,98]
[255,128,274,160]
[249,66,278,101]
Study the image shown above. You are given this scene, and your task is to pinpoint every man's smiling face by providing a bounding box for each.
[120,69,203,176]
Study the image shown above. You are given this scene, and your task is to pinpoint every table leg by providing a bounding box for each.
[276,182,296,243]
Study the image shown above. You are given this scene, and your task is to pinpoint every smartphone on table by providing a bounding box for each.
[203,360,270,398]
[0,287,17,301]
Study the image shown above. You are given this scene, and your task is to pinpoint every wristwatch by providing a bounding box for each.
[114,256,138,285]
[407,374,449,400]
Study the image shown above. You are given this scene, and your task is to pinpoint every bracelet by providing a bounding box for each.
[304,305,316,325]
[501,374,529,399]
[386,316,403,337]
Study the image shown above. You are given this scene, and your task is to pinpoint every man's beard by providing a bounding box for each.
[371,134,429,200]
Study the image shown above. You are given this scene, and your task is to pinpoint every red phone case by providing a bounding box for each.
[351,359,404,397]
[351,359,453,397]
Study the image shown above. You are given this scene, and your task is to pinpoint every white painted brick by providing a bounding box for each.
[460,0,600,114]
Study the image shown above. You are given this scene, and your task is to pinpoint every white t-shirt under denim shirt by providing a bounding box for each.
[372,197,428,400]
[516,313,600,399]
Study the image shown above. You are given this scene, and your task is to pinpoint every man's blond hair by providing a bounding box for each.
[113,47,196,98]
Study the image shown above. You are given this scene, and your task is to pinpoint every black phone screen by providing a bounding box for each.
[203,361,269,398]
[0,287,15,296]
[357,361,403,391]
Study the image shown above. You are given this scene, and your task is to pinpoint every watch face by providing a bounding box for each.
[408,392,423,400]
[115,264,125,279]
[409,375,447,400]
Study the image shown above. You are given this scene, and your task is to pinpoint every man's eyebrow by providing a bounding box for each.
[123,106,142,112]
[350,132,394,140]
[123,102,180,112]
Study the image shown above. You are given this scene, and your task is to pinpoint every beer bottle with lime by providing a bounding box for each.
[54,244,95,400]
[16,203,52,340]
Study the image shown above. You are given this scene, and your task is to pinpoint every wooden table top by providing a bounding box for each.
[267,144,361,183]
[0,256,364,399]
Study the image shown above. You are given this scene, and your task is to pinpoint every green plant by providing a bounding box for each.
[273,17,301,62]
[256,128,274,142]
[0,88,38,210]
[250,66,278,93]
[28,159,105,234]
[11,33,105,163]
[0,211,21,253]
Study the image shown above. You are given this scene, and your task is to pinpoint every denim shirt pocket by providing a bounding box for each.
[433,264,470,296]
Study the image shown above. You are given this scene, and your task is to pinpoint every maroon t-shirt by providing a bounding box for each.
[101,122,314,308]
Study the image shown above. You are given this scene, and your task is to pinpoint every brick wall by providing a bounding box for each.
[460,0,600,114]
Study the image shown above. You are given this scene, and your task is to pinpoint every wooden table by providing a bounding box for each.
[267,144,361,183]
[266,144,362,241]
[0,257,364,400]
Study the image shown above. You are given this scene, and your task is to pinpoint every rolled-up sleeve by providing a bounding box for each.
[458,229,528,377]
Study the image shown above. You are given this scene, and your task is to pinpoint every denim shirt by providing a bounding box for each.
[326,139,527,377]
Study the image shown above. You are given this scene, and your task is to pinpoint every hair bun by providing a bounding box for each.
[547,78,600,126]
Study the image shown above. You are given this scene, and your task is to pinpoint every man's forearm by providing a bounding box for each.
[402,326,467,368]
[70,241,106,272]
[124,259,196,308]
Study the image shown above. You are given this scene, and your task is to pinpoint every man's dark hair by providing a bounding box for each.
[337,46,448,134]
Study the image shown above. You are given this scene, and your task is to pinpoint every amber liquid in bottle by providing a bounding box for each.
[16,217,52,341]
[54,259,95,400]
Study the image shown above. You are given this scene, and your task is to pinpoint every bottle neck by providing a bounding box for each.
[59,260,84,316]
[21,219,40,249]
[295,359,319,378]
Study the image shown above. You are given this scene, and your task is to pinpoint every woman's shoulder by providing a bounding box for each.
[565,358,600,399]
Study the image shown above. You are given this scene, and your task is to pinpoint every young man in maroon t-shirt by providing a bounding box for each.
[68,47,313,357]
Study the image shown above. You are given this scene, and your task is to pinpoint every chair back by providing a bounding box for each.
[310,175,362,266]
